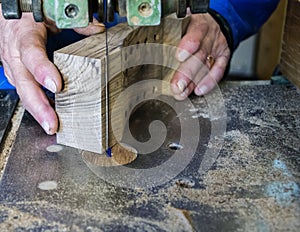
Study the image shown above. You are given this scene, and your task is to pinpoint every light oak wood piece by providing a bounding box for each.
[54,15,189,153]
[280,0,300,87]
[256,0,287,79]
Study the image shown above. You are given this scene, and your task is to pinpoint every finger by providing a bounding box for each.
[172,15,218,96]
[74,18,105,36]
[194,55,229,96]
[193,27,230,96]
[192,60,212,86]
[171,37,215,96]
[175,14,209,62]
[18,33,62,93]
[11,61,58,135]
[172,60,212,100]
[172,82,196,101]
[19,81,58,135]
[171,51,208,94]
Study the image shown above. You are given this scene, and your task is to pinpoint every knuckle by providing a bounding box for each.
[196,49,207,61]
[32,63,48,81]
[21,44,40,58]
[1,46,13,62]
[178,65,193,81]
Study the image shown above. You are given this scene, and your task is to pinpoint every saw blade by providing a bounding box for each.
[104,0,111,157]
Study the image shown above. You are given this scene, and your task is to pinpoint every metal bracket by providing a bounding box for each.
[127,0,161,26]
[1,0,210,28]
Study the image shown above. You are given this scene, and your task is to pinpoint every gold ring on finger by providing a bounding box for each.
[206,54,215,69]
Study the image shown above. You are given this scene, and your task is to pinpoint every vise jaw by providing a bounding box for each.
[1,0,209,28]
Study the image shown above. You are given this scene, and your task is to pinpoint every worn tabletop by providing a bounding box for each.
[0,82,299,231]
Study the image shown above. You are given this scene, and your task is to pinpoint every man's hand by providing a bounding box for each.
[171,13,231,100]
[0,8,104,135]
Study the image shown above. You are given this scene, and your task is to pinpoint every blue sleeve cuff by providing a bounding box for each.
[210,0,280,49]
[0,67,15,90]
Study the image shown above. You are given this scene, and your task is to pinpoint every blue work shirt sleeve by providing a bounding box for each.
[210,0,280,49]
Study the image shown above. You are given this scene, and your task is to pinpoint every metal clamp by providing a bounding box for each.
[189,0,210,14]
[1,0,210,28]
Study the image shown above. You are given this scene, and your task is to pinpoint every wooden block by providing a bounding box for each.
[54,24,131,153]
[54,15,190,153]
[280,0,300,87]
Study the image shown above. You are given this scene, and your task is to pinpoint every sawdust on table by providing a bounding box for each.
[82,142,138,167]
[0,103,24,176]
[155,129,300,231]
[0,203,80,231]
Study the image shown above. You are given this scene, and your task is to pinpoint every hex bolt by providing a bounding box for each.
[2,0,22,19]
[65,4,79,18]
[2,0,44,21]
[138,2,153,17]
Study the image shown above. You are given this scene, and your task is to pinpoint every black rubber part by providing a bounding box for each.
[32,0,43,22]
[98,0,105,22]
[189,0,209,14]
[1,0,21,19]
[176,0,187,18]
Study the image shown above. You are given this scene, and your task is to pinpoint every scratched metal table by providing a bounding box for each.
[0,82,299,231]
[0,90,18,146]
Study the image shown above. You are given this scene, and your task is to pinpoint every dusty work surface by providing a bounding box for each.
[0,90,19,174]
[0,83,299,231]
[0,90,18,146]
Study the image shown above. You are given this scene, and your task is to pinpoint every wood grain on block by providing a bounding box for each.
[55,15,190,153]
[55,24,133,153]
[280,0,300,87]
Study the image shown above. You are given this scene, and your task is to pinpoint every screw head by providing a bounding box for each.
[65,4,79,18]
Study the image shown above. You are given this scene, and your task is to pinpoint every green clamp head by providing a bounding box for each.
[44,0,89,28]
[127,0,161,26]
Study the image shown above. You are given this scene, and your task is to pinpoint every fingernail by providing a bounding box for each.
[42,121,51,135]
[177,50,190,62]
[93,23,105,27]
[45,78,57,93]
[177,79,187,92]
[180,88,189,98]
[196,85,208,96]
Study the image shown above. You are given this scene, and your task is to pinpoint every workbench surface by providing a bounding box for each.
[0,82,299,231]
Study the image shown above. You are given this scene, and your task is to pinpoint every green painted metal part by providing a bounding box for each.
[41,0,176,28]
[43,0,89,28]
[127,0,161,26]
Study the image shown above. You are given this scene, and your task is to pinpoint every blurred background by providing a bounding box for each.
[228,0,287,80]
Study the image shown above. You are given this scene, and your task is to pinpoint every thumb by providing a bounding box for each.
[74,17,105,36]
